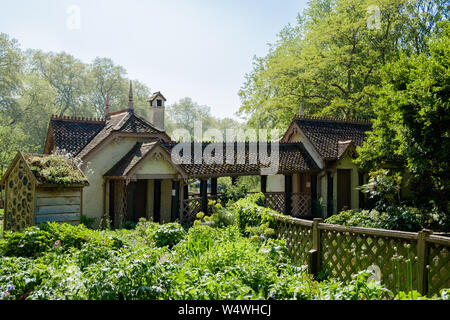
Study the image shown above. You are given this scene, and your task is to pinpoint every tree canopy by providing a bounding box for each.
[356,21,450,212]
[238,0,448,129]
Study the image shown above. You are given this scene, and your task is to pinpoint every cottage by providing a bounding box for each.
[2,83,374,230]
[0,152,89,232]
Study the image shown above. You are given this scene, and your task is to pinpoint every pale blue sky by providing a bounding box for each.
[0,0,307,120]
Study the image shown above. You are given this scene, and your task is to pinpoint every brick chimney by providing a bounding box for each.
[148,91,166,131]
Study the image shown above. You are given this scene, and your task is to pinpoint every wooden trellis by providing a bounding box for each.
[271,213,450,296]
[291,193,311,217]
[264,192,285,213]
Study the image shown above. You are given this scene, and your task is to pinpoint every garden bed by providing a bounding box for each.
[0,195,448,300]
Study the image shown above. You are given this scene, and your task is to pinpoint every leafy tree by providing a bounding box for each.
[87,57,128,117]
[357,21,450,213]
[238,0,447,129]
[165,97,242,139]
[0,33,24,122]
[28,50,92,117]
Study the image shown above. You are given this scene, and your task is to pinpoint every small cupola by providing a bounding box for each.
[149,91,167,131]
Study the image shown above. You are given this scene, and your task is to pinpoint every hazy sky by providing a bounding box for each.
[0,0,307,120]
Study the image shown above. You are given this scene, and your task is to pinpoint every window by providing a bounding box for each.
[157,99,162,107]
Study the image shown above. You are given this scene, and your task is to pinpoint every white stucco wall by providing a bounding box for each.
[135,158,177,175]
[267,175,284,192]
[82,137,140,225]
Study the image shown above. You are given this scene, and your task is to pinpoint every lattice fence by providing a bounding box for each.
[291,193,311,217]
[264,192,285,213]
[273,215,313,266]
[181,195,217,226]
[271,213,450,296]
[427,238,450,296]
[181,197,202,226]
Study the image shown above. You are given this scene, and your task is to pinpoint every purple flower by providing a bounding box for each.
[6,284,14,292]
[54,240,61,247]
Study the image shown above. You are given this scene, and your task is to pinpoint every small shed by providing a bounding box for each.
[0,152,89,233]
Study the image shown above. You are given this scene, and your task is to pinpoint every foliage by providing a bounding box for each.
[121,221,137,230]
[218,182,251,207]
[238,0,448,128]
[195,201,236,229]
[358,169,403,211]
[357,21,450,213]
[0,223,123,258]
[230,193,277,239]
[0,216,448,300]
[24,153,87,185]
[324,205,447,232]
[325,209,384,229]
[150,223,186,249]
[79,215,96,229]
[165,97,242,139]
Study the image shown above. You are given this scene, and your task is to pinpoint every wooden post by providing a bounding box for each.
[417,229,433,295]
[200,179,208,214]
[171,180,180,222]
[180,182,189,221]
[261,175,267,194]
[284,175,292,215]
[308,218,323,277]
[211,178,218,197]
[310,174,317,216]
[153,179,161,223]
[327,172,333,216]
[358,172,365,209]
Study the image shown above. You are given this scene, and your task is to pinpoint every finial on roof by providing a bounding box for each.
[105,94,111,120]
[128,81,134,112]
[299,104,303,117]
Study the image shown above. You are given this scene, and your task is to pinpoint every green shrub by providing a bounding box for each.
[230,194,277,238]
[0,223,124,258]
[195,201,236,228]
[325,209,384,228]
[121,221,137,230]
[151,223,186,248]
[326,206,428,232]
[218,183,250,206]
[80,215,96,229]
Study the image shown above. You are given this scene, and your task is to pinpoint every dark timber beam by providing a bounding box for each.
[171,180,180,222]
[153,179,161,223]
[261,176,267,194]
[310,174,318,216]
[285,175,292,215]
[211,178,218,197]
[200,179,208,214]
[327,173,333,217]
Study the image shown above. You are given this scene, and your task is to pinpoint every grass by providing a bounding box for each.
[24,154,88,185]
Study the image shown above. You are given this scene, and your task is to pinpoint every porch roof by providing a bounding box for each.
[104,140,320,179]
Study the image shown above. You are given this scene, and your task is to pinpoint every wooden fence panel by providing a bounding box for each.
[272,215,313,266]
[270,213,450,296]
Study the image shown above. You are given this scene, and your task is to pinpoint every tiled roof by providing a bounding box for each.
[104,141,319,178]
[104,140,161,177]
[168,142,319,176]
[294,117,372,160]
[49,110,164,158]
[49,116,105,156]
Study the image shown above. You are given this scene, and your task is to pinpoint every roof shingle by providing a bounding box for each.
[294,117,372,160]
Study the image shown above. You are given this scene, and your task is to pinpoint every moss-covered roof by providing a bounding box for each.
[23,153,89,186]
